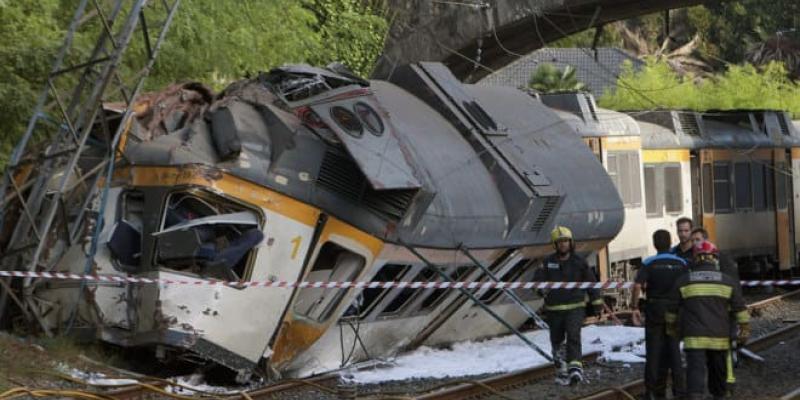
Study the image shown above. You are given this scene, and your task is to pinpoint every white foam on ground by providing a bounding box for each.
[342,325,645,384]
[58,364,139,386]
[166,374,252,395]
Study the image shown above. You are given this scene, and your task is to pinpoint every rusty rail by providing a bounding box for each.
[224,374,340,399]
[747,288,800,311]
[564,321,800,400]
[412,352,601,400]
[95,293,800,399]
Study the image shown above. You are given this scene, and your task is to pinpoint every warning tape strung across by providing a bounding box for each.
[1,270,800,289]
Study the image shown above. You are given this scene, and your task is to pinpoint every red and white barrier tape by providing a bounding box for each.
[1,271,799,289]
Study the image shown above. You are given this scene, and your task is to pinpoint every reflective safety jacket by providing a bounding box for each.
[665,262,749,350]
[534,252,602,312]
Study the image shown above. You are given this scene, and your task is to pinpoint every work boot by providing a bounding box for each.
[567,361,584,385]
[554,371,570,386]
[554,359,569,386]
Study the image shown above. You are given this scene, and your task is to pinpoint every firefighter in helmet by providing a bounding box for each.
[534,225,603,385]
[666,241,750,400]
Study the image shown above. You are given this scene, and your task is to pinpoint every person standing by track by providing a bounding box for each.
[535,226,604,386]
[672,217,695,262]
[689,227,742,395]
[666,241,750,400]
[631,230,688,400]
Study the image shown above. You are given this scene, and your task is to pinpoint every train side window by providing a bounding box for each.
[627,153,643,207]
[664,164,683,214]
[734,162,753,209]
[108,191,145,269]
[379,268,435,316]
[153,192,263,282]
[417,265,474,313]
[293,242,366,322]
[644,165,661,217]
[776,162,788,210]
[713,163,732,213]
[752,163,767,211]
[607,153,620,194]
[607,151,642,208]
[765,166,775,210]
[356,264,410,319]
[480,259,532,304]
[702,164,714,213]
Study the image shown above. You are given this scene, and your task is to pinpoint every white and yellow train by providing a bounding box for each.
[0,63,623,378]
[2,63,798,380]
[543,93,800,290]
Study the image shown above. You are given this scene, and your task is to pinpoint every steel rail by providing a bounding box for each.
[564,321,800,400]
[413,352,602,400]
[223,374,341,399]
[780,384,800,400]
[95,291,799,399]
[746,288,800,311]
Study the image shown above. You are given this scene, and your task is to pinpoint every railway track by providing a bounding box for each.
[781,385,800,400]
[746,288,800,311]
[47,289,800,399]
[404,290,800,400]
[93,372,342,399]
[564,321,800,400]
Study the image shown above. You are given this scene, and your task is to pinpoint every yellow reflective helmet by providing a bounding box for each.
[550,225,573,244]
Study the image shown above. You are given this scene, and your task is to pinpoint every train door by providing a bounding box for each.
[774,149,794,272]
[698,150,717,241]
[584,137,609,280]
[268,216,382,369]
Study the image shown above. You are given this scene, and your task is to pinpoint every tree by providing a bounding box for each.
[616,23,711,78]
[528,63,587,93]
[746,33,800,79]
[598,59,800,117]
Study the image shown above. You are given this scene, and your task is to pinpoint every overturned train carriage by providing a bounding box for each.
[1,63,623,377]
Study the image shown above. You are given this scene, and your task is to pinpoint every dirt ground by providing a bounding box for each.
[0,332,131,395]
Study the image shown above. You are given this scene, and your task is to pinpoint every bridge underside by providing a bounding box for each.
[374,0,720,83]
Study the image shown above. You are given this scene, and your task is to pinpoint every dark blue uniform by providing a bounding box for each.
[534,253,602,372]
[636,252,688,399]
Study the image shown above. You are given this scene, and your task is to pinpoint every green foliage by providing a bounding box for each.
[0,0,388,167]
[528,63,588,94]
[598,59,800,117]
[698,0,800,64]
[145,0,324,89]
[0,0,67,166]
[306,0,388,77]
[549,27,622,48]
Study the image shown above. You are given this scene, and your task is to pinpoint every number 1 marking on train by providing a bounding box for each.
[290,236,302,260]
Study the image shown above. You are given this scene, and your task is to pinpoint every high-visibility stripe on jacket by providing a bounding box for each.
[666,262,748,350]
[534,252,600,311]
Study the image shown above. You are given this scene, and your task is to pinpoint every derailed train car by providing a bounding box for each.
[1,63,624,378]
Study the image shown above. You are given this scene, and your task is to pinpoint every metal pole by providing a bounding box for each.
[401,241,553,362]
[458,245,549,330]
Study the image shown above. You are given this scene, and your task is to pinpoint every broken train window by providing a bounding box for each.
[293,242,366,322]
[352,264,411,319]
[108,191,145,270]
[416,265,475,314]
[153,191,264,282]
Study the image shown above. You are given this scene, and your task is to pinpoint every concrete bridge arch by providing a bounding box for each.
[374,0,727,82]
